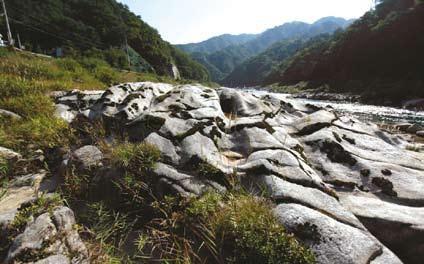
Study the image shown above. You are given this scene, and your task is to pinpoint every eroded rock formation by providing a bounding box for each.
[2,82,424,263]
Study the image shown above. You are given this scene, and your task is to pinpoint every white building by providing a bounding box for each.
[0,33,5,47]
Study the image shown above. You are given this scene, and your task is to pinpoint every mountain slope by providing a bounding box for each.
[176,33,257,54]
[182,17,353,82]
[267,0,424,104]
[222,39,305,87]
[0,0,209,81]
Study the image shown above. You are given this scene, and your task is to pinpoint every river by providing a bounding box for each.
[245,89,424,126]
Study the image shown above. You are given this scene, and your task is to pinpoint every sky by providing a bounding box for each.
[118,0,374,44]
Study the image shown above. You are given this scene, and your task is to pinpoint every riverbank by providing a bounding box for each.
[268,82,424,111]
[2,82,424,263]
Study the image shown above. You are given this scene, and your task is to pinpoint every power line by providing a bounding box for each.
[9,17,110,50]
[6,4,109,49]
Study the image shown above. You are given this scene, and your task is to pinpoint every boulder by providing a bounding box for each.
[0,146,22,161]
[52,82,424,263]
[274,203,402,264]
[144,133,180,165]
[5,213,58,263]
[340,194,424,264]
[0,109,21,120]
[71,145,103,169]
[407,124,423,134]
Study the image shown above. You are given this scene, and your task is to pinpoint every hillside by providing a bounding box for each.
[176,33,257,54]
[180,17,352,82]
[0,0,209,81]
[267,0,424,105]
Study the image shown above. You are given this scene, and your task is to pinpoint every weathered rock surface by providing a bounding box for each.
[0,109,22,120]
[0,146,22,161]
[71,145,103,170]
[0,153,89,264]
[52,82,424,263]
[5,207,88,264]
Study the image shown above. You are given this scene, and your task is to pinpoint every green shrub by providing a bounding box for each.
[12,193,63,232]
[0,94,55,118]
[0,158,9,180]
[111,142,161,173]
[211,194,315,264]
[10,116,72,149]
[138,192,315,263]
[95,66,119,86]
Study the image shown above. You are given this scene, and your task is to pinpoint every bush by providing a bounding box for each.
[0,94,55,118]
[10,116,72,149]
[0,158,9,180]
[111,142,161,173]
[211,194,315,264]
[137,192,315,263]
[94,66,119,86]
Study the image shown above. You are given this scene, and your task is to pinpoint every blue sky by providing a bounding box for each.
[118,0,374,44]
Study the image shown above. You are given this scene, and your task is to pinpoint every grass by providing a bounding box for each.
[0,158,9,200]
[0,48,217,152]
[0,48,312,263]
[0,50,105,151]
[188,192,315,264]
[56,136,315,263]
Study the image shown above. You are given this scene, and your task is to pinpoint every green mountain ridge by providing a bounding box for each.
[179,16,353,82]
[176,33,258,54]
[267,0,424,104]
[0,0,209,81]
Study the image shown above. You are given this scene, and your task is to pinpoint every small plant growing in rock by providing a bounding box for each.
[111,142,161,174]
[11,193,64,232]
[211,194,315,264]
[197,161,231,188]
[110,142,161,206]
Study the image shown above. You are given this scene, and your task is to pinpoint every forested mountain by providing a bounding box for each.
[176,33,257,54]
[267,0,424,104]
[0,0,209,81]
[222,34,333,87]
[181,17,352,82]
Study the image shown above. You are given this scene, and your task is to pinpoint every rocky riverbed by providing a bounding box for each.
[1,82,424,263]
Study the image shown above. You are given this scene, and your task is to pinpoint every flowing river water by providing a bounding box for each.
[244,89,424,126]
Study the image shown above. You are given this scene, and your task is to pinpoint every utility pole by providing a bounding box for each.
[1,0,14,46]
[17,32,22,49]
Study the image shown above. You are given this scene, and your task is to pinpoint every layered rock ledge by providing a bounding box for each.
[3,82,423,263]
[53,82,424,263]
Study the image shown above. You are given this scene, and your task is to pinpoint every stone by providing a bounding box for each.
[3,206,88,264]
[144,133,180,165]
[33,254,70,264]
[291,110,337,135]
[417,130,424,137]
[0,146,22,161]
[407,124,423,134]
[54,104,76,123]
[274,203,394,264]
[218,88,274,116]
[71,145,103,169]
[154,162,212,196]
[260,175,363,228]
[6,213,58,263]
[51,82,424,262]
[0,109,21,120]
[340,194,424,264]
